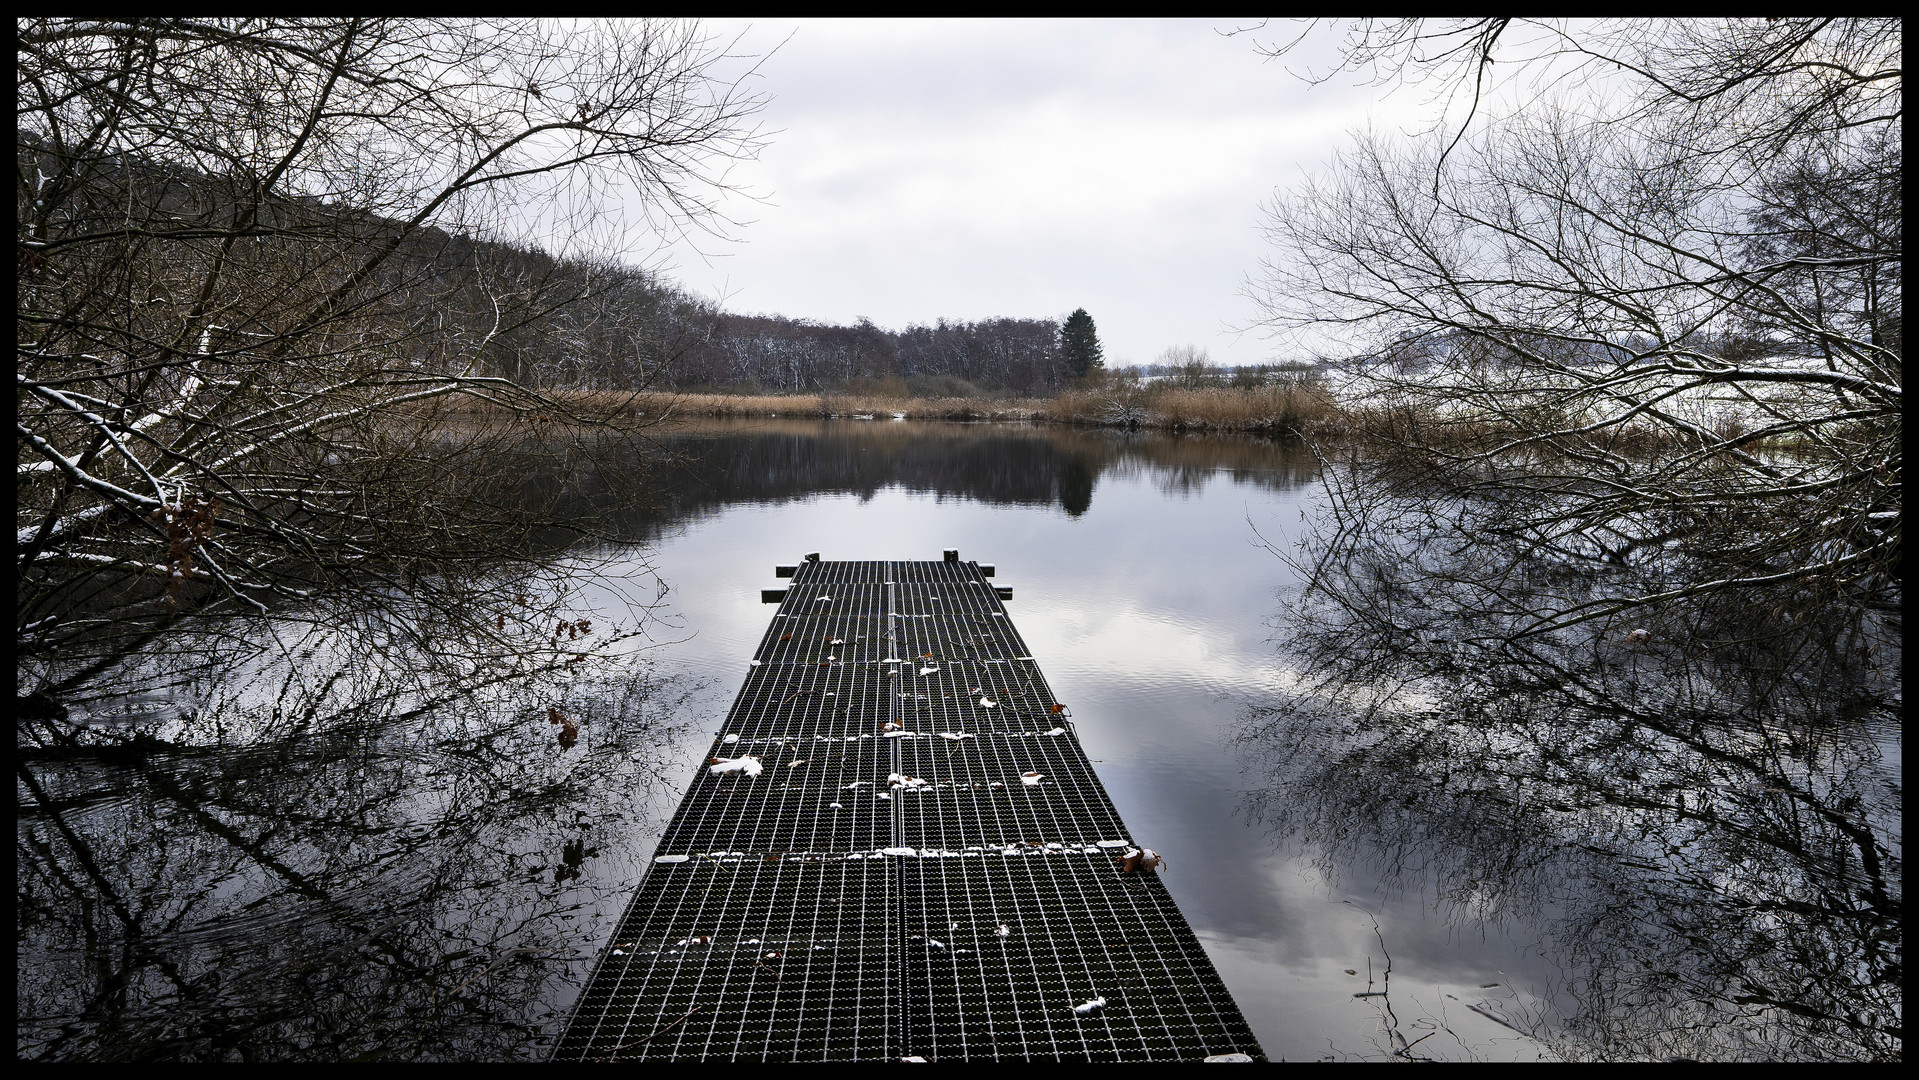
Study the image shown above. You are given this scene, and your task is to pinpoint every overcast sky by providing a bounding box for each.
[647,18,1407,369]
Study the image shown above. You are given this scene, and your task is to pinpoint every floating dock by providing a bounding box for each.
[554,556,1263,1062]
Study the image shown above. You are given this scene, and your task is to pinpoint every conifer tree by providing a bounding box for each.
[1060,308,1105,378]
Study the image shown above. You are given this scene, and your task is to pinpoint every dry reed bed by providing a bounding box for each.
[1041,384,1339,435]
[435,385,1344,435]
[505,391,1044,422]
[419,386,1827,463]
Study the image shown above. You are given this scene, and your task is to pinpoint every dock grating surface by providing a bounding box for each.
[554,560,1264,1061]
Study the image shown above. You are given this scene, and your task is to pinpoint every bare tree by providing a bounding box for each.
[1247,18,1900,634]
[1244,449,1899,1059]
[1157,344,1213,387]
[16,19,766,661]
[1239,25,1902,1055]
[17,605,692,1060]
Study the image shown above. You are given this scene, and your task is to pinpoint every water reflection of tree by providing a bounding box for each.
[17,607,689,1061]
[630,419,1319,531]
[1244,462,1901,1061]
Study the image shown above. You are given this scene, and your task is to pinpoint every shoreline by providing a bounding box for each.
[511,384,1338,437]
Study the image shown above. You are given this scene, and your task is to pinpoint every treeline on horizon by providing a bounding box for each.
[403,235,1313,397]
[456,234,1108,395]
[23,125,1293,401]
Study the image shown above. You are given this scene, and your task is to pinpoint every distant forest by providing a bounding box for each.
[21,132,1079,402]
[353,229,1075,396]
[351,212,1078,396]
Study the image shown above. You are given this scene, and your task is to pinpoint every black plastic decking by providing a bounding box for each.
[554,560,1264,1062]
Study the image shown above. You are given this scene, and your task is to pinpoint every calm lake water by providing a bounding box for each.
[18,418,1900,1061]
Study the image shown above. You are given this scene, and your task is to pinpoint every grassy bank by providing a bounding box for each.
[1041,383,1337,436]
[430,382,1811,456]
[515,381,1341,437]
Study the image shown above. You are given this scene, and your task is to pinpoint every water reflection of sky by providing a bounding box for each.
[33,421,1884,1061]
[582,421,1561,1061]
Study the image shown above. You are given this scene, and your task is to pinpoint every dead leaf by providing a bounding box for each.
[547,707,578,748]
